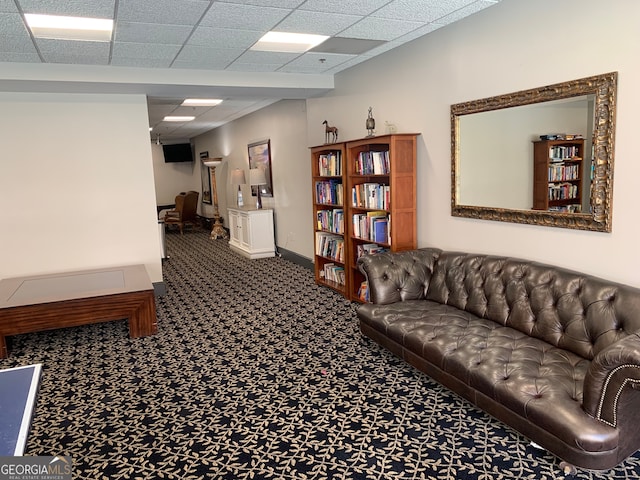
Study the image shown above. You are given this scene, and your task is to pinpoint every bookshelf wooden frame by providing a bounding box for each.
[310,143,348,296]
[346,134,418,302]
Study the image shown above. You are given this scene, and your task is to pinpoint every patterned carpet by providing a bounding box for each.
[3,229,640,479]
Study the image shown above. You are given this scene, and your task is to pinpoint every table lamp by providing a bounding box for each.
[249,168,267,209]
[230,169,246,207]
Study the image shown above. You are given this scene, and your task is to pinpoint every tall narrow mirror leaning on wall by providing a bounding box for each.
[451,72,617,232]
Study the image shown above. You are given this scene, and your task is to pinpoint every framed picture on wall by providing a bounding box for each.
[248,139,273,197]
[200,151,212,204]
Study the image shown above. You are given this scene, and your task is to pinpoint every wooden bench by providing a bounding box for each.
[0,265,157,358]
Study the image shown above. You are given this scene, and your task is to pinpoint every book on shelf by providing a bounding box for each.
[357,281,369,302]
[351,183,390,209]
[355,150,390,175]
[315,179,343,205]
[356,243,389,259]
[318,151,342,176]
[315,232,344,262]
[316,209,344,234]
[322,263,345,286]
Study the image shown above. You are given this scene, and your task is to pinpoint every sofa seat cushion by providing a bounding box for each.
[358,300,618,452]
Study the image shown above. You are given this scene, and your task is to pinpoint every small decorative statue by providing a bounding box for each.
[366,107,376,137]
[322,120,338,144]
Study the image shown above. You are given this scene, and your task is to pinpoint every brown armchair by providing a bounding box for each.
[163,191,199,234]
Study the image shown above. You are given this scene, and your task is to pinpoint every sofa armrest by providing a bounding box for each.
[583,332,640,427]
[356,248,440,305]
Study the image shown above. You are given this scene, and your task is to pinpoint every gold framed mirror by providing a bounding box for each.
[451,72,617,232]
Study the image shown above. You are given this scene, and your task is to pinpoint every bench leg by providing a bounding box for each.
[128,293,157,338]
[0,335,7,359]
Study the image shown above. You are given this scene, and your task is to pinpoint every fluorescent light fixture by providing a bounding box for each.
[163,116,195,122]
[251,31,329,53]
[182,99,223,107]
[24,13,113,42]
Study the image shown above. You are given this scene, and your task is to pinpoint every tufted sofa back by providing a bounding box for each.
[359,248,640,360]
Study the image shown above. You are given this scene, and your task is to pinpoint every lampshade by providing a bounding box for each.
[231,169,246,185]
[202,157,223,167]
[249,168,267,186]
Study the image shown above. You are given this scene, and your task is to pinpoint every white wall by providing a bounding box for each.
[0,92,163,283]
[193,100,313,258]
[306,0,640,287]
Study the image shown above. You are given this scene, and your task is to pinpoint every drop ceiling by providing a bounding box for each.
[0,0,502,141]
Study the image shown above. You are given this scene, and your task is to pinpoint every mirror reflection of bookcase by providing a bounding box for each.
[533,138,585,213]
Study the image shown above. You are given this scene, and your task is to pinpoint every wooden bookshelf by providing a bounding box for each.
[310,143,348,296]
[346,134,418,302]
[533,139,585,213]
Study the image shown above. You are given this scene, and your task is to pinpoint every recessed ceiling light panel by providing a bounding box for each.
[163,116,196,122]
[251,31,329,53]
[182,99,223,107]
[24,13,113,42]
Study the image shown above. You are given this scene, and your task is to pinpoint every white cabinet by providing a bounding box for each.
[228,207,275,259]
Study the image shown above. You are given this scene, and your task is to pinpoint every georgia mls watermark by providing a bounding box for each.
[0,456,72,480]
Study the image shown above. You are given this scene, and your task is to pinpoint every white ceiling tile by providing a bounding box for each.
[234,50,300,65]
[18,0,116,18]
[282,51,354,69]
[298,0,391,16]
[0,1,18,13]
[117,0,210,25]
[223,0,305,7]
[0,51,41,62]
[199,3,290,30]
[36,38,110,58]
[173,45,245,68]
[44,53,110,65]
[112,42,182,60]
[340,17,423,41]
[115,22,193,45]
[372,0,475,22]
[0,34,38,53]
[110,57,174,68]
[0,12,30,35]
[188,27,263,49]
[274,10,362,36]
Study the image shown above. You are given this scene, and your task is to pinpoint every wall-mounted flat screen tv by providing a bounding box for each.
[163,143,193,163]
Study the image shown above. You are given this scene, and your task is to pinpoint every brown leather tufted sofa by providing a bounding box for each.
[356,248,640,472]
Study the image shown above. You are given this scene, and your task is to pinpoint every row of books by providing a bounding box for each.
[548,163,580,181]
[355,150,390,175]
[356,243,388,259]
[352,183,390,210]
[316,209,344,234]
[352,212,389,244]
[315,180,343,206]
[315,232,345,262]
[318,152,342,176]
[550,145,581,161]
[549,204,582,213]
[549,182,579,201]
[322,263,345,286]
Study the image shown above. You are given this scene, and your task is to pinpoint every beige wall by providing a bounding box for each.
[193,99,313,258]
[0,92,162,283]
[306,0,640,287]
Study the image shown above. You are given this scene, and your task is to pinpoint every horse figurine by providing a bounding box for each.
[322,120,338,144]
